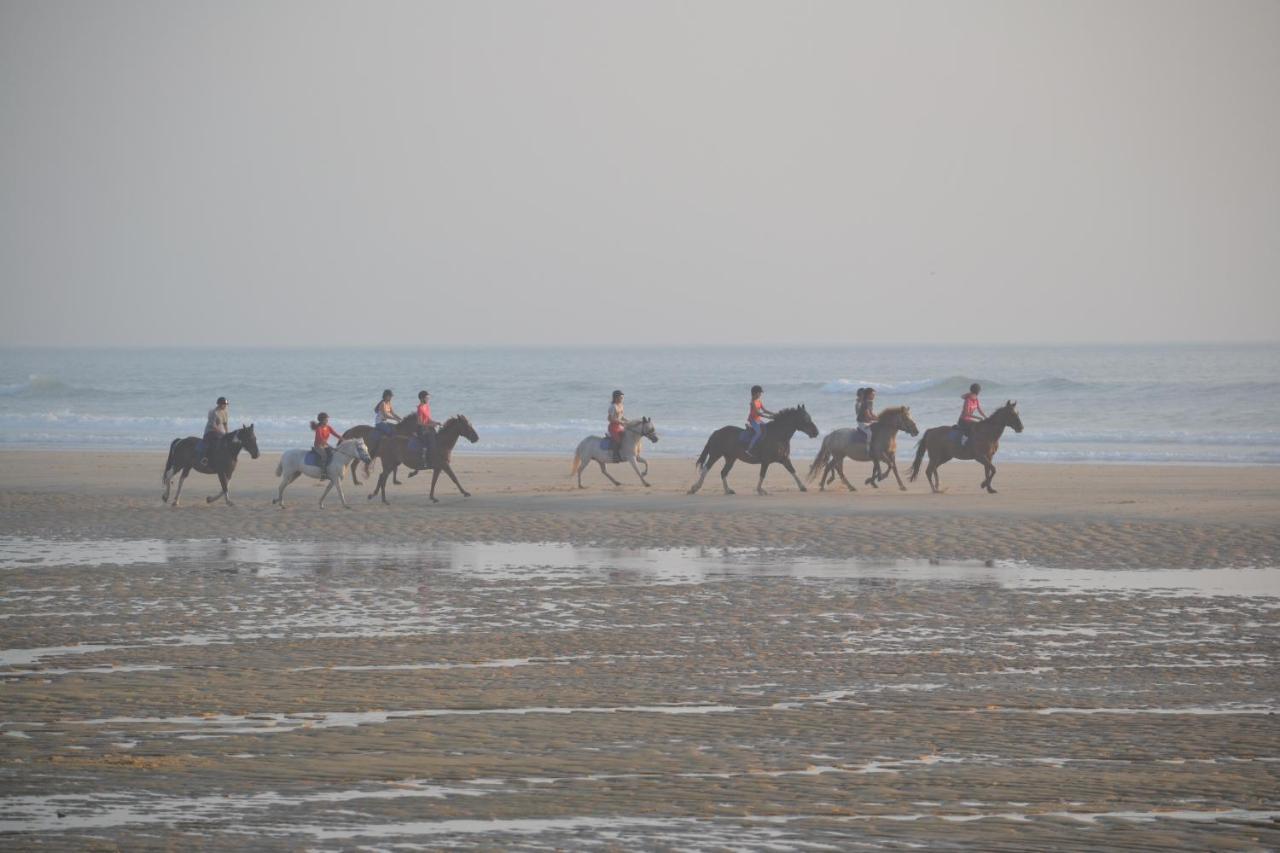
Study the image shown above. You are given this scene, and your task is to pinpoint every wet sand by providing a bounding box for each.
[1,452,1278,848]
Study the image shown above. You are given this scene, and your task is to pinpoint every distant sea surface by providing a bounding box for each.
[1,345,1277,465]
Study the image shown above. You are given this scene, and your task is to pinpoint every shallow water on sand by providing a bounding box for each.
[1,538,1277,848]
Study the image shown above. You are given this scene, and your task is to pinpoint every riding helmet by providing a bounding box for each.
[612,389,623,400]
[382,389,393,399]
[970,383,981,394]
[751,385,763,395]
[216,397,227,406]
[419,390,429,401]
[317,412,329,420]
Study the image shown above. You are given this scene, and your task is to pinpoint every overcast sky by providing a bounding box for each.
[2,1,1277,347]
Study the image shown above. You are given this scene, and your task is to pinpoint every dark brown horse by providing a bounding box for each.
[342,418,419,485]
[368,415,480,503]
[909,401,1024,493]
[161,424,260,507]
[687,405,819,496]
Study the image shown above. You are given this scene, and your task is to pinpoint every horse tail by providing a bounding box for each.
[275,458,284,477]
[695,435,714,469]
[908,435,928,482]
[569,449,582,478]
[807,435,833,482]
[162,438,180,482]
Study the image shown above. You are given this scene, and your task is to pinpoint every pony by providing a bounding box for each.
[161,424,260,507]
[342,417,419,485]
[688,405,819,496]
[569,417,659,488]
[271,438,372,508]
[909,400,1024,493]
[807,406,919,492]
[367,415,479,504]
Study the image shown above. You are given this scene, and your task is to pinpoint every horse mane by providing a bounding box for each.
[878,405,908,418]
[773,405,805,419]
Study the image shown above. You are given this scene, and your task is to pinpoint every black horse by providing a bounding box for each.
[161,424,260,506]
[687,405,819,495]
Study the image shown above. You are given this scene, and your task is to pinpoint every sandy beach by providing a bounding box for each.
[1,451,1277,568]
[2,452,1278,848]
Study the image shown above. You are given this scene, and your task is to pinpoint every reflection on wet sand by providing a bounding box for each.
[1,538,1277,849]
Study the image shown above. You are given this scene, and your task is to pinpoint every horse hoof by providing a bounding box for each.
[798,486,807,493]
[430,498,439,504]
[462,492,471,498]
[206,497,215,504]
[642,482,651,488]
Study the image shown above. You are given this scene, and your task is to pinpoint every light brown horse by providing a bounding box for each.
[367,415,480,504]
[807,406,919,492]
[342,418,418,485]
[909,401,1023,493]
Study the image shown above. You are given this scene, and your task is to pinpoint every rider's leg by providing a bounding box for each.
[746,422,763,455]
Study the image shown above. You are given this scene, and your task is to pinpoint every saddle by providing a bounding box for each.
[947,427,976,459]
[407,436,424,455]
[195,439,208,457]
[599,437,614,452]
[374,422,396,436]
[304,450,323,467]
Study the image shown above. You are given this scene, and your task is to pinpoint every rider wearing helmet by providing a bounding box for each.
[374,389,401,435]
[201,396,229,468]
[607,390,628,462]
[416,390,440,467]
[957,383,987,447]
[311,412,340,480]
[745,385,775,457]
[856,387,878,452]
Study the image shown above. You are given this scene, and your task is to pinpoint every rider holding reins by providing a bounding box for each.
[746,385,775,457]
[957,383,987,446]
[856,387,878,453]
[374,389,401,435]
[417,390,440,466]
[311,412,340,479]
[200,396,229,468]
[607,390,628,462]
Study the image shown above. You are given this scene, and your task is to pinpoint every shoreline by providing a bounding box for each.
[1,451,1277,570]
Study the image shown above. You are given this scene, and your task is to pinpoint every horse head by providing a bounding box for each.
[444,414,479,444]
[893,406,919,437]
[238,424,261,459]
[1000,400,1024,433]
[340,437,373,464]
[795,404,819,438]
[638,416,659,443]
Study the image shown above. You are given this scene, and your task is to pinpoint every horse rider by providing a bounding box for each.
[311,412,340,479]
[607,390,628,462]
[416,390,440,467]
[745,385,775,458]
[957,382,987,447]
[374,389,401,436]
[200,396,229,468]
[856,387,878,454]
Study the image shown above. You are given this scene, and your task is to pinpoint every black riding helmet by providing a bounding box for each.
[382,389,393,400]
[216,397,227,406]
[751,385,763,395]
[317,412,329,421]
[970,383,981,394]
[612,390,623,400]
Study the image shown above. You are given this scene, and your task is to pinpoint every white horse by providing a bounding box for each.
[569,417,659,488]
[271,438,372,508]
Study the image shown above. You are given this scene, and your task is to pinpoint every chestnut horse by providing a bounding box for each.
[687,405,819,496]
[909,400,1024,493]
[368,415,480,503]
[342,418,418,485]
[807,406,919,492]
[161,424,260,507]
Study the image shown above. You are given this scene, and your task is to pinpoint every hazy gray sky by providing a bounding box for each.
[2,1,1277,346]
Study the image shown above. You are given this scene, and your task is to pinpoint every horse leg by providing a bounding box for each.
[720,457,737,495]
[440,463,470,497]
[780,457,806,493]
[756,461,771,496]
[688,454,719,494]
[171,469,190,507]
[370,468,391,504]
[628,456,651,487]
[273,471,301,506]
[597,460,622,487]
[429,468,442,503]
[331,473,351,508]
[318,479,335,508]
[836,456,856,491]
[889,456,908,491]
[349,458,361,486]
[980,456,998,493]
[206,472,231,505]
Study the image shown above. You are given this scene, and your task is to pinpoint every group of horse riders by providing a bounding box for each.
[202,389,441,479]
[201,382,992,473]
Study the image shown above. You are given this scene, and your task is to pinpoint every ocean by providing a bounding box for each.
[1,344,1277,465]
